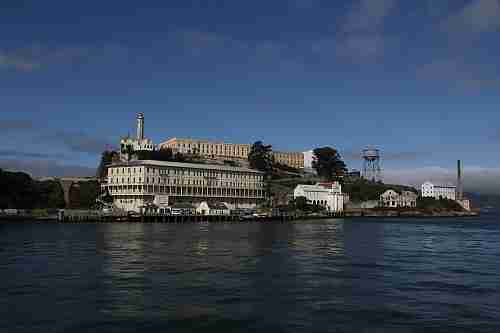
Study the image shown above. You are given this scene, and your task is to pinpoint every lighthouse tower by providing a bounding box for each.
[119,113,155,161]
[137,112,145,141]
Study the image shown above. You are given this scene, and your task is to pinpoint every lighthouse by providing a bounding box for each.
[137,112,145,141]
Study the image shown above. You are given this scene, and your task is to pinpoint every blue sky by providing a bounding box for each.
[1,0,499,192]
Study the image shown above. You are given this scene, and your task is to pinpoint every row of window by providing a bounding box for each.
[109,177,264,187]
[110,167,143,175]
[171,142,249,156]
[108,185,264,197]
[110,166,263,181]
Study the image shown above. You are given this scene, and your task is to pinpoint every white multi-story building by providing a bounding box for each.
[380,189,417,208]
[293,182,345,212]
[421,181,456,201]
[103,160,266,213]
[159,137,305,169]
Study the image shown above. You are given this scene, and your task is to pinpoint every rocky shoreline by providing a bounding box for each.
[344,209,479,218]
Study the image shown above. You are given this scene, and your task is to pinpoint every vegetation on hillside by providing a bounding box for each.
[135,148,205,164]
[417,197,464,211]
[0,169,65,209]
[343,178,417,202]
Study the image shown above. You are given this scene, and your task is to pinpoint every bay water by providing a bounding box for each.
[1,214,499,332]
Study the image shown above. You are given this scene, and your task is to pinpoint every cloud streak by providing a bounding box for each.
[0,149,65,159]
[342,0,397,34]
[344,150,427,161]
[0,43,126,72]
[443,0,500,36]
[0,119,34,131]
[40,131,111,155]
[0,159,95,178]
[332,0,397,61]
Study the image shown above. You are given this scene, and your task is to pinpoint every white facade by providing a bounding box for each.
[302,150,315,173]
[457,199,471,211]
[380,189,400,208]
[120,137,155,152]
[196,202,230,215]
[380,190,417,208]
[421,181,456,201]
[293,182,345,212]
[104,160,265,213]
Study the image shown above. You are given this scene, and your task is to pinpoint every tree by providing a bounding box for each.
[312,147,347,181]
[153,148,174,161]
[248,141,273,174]
[37,180,65,209]
[97,150,119,179]
[0,169,64,209]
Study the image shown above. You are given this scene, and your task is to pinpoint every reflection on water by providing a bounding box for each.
[1,216,500,332]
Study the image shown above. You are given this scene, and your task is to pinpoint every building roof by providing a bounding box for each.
[381,189,400,196]
[159,137,250,146]
[110,160,263,174]
[295,184,330,193]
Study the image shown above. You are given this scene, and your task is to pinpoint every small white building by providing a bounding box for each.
[293,182,345,212]
[196,202,230,215]
[401,191,418,208]
[380,189,400,208]
[421,181,456,201]
[380,190,417,208]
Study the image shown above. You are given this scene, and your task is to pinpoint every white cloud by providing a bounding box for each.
[343,0,397,33]
[384,166,500,194]
[333,0,397,61]
[444,0,500,35]
[335,34,386,60]
[0,43,126,72]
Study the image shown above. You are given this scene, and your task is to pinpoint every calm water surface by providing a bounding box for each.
[1,214,499,332]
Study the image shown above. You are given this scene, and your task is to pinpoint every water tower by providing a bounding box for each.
[362,147,382,182]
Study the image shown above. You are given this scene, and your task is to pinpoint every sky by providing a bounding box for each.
[1,0,499,193]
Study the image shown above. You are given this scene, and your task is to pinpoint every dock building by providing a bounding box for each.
[103,160,266,213]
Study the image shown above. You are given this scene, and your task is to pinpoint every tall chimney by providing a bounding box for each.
[457,160,463,200]
[137,113,144,140]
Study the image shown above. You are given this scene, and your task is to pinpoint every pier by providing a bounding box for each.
[56,209,321,223]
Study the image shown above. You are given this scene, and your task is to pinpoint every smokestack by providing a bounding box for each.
[137,113,144,140]
[457,160,463,200]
